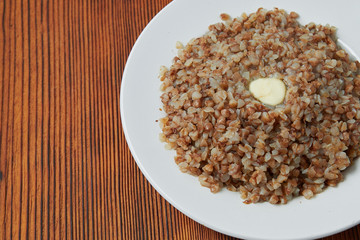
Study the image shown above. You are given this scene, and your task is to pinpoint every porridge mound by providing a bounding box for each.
[159,8,360,204]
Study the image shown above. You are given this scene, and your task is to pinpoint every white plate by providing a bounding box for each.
[120,1,360,239]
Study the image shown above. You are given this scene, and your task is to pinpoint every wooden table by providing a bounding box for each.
[0,0,359,239]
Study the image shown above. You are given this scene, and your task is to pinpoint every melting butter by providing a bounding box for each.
[249,78,286,106]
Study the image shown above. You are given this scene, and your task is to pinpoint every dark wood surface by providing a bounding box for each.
[0,0,359,239]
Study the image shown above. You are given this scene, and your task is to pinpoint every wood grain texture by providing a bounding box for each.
[0,0,359,239]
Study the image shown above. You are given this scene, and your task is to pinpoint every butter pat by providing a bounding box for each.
[249,78,286,106]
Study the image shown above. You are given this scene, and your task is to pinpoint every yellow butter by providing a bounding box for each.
[249,78,286,106]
